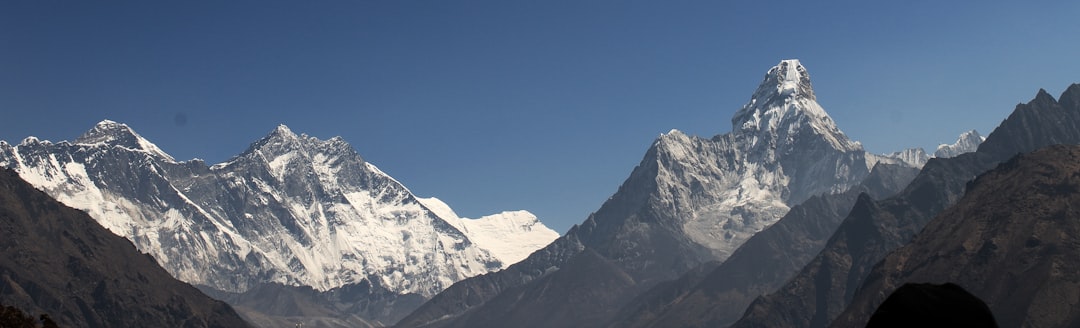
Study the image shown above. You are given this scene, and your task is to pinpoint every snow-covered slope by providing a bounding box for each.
[0,122,557,299]
[935,129,984,158]
[882,147,931,168]
[671,59,880,258]
[418,197,559,266]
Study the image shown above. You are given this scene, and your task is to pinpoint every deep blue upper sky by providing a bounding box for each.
[3,1,1079,233]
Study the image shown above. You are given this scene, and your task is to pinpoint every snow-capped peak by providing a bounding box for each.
[883,147,930,168]
[935,129,984,158]
[273,124,295,137]
[769,59,815,100]
[74,120,175,162]
[417,197,559,267]
[730,59,859,153]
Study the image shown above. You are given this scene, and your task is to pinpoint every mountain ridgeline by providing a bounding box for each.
[3,59,1063,328]
[606,162,920,327]
[731,84,1080,328]
[396,60,928,327]
[833,144,1080,327]
[0,122,558,326]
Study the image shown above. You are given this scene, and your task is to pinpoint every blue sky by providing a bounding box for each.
[3,1,1079,233]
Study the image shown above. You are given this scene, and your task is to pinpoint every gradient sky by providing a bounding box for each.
[3,1,1080,233]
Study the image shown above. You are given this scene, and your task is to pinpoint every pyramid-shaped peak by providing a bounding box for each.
[275,124,294,134]
[77,120,136,141]
[266,124,299,139]
[75,120,175,161]
[759,59,815,101]
[240,124,360,161]
[729,60,857,151]
[1032,88,1058,106]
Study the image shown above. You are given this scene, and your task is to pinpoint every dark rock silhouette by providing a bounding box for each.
[865,283,997,328]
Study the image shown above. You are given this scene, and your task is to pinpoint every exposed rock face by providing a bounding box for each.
[0,168,251,328]
[978,88,1080,159]
[397,60,901,327]
[606,163,918,328]
[834,145,1080,328]
[731,84,1080,328]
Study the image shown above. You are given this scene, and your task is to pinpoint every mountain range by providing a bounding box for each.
[731,84,1080,327]
[4,59,1060,328]
[0,121,558,325]
[393,59,961,327]
[0,167,250,327]
[833,144,1080,327]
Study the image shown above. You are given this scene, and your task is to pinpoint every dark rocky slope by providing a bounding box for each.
[0,168,250,328]
[833,145,1080,327]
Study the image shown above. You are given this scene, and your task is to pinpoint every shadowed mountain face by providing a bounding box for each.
[732,84,1080,328]
[396,59,897,328]
[607,163,919,328]
[834,145,1080,328]
[0,168,250,328]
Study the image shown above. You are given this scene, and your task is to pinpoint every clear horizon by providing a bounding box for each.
[3,1,1080,233]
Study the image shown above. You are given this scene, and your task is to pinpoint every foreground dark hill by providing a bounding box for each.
[865,283,998,328]
[834,145,1080,327]
[732,84,1080,328]
[0,168,251,328]
[608,163,919,327]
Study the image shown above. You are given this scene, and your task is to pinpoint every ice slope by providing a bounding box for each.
[418,197,559,266]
